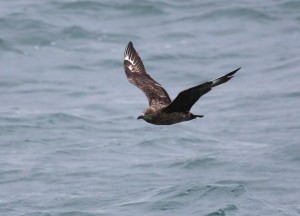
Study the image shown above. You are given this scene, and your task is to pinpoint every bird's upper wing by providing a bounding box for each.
[124,41,171,108]
[163,68,240,113]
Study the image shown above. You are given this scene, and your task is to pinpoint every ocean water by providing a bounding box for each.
[1,0,300,215]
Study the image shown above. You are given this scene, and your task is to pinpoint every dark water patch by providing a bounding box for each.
[203,7,274,21]
[0,80,22,88]
[83,103,114,113]
[176,7,274,23]
[0,37,14,52]
[280,1,300,12]
[283,91,300,98]
[149,200,183,211]
[21,213,52,216]
[55,211,100,216]
[0,174,30,185]
[119,200,149,208]
[118,2,167,16]
[0,17,54,30]
[168,157,218,169]
[0,113,96,132]
[36,112,88,123]
[55,1,167,17]
[139,183,245,215]
[212,52,245,61]
[137,138,170,147]
[15,87,66,94]
[0,44,23,54]
[0,16,58,48]
[147,54,180,62]
[63,170,99,179]
[161,32,196,40]
[268,143,300,163]
[266,56,300,73]
[177,136,216,144]
[201,184,247,198]
[150,183,247,200]
[0,169,24,184]
[0,18,56,43]
[61,26,99,40]
[133,138,181,155]
[215,179,249,186]
[57,64,89,71]
[99,32,140,43]
[56,196,106,209]
[206,27,244,36]
[55,0,112,12]
[167,184,207,198]
[93,59,121,68]
[19,34,56,47]
[65,91,96,98]
[0,120,41,132]
[206,205,238,216]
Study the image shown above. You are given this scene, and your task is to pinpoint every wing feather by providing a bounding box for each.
[124,42,171,107]
[163,68,240,113]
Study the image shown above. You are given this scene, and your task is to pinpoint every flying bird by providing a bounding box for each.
[123,41,240,125]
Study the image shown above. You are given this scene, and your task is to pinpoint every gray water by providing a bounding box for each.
[1,1,300,215]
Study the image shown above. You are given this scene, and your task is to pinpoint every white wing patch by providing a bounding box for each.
[124,55,134,65]
[210,73,234,86]
[124,54,136,71]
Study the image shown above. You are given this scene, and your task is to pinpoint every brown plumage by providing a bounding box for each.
[123,41,240,125]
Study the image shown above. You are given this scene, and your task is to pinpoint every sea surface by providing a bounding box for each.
[1,1,300,215]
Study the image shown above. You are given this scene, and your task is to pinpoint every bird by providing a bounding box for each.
[123,41,240,125]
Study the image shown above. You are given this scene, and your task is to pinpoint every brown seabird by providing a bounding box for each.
[123,41,240,125]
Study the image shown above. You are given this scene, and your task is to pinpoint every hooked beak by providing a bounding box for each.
[137,115,144,120]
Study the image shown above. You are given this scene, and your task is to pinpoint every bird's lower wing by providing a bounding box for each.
[163,67,240,113]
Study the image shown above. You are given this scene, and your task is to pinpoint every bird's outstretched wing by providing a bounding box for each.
[124,41,171,108]
[163,67,240,113]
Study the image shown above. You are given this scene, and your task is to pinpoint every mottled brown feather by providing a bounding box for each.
[124,41,171,108]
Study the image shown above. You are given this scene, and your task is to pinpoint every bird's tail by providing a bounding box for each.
[210,67,240,88]
[193,114,204,118]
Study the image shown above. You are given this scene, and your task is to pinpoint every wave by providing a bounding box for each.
[54,0,167,16]
[174,7,274,24]
[168,157,218,169]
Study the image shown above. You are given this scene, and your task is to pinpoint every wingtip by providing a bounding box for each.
[125,41,134,57]
[227,67,241,77]
[233,67,241,73]
[127,41,133,47]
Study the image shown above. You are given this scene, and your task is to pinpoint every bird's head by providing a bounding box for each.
[137,113,152,123]
[137,114,144,120]
[137,108,155,122]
